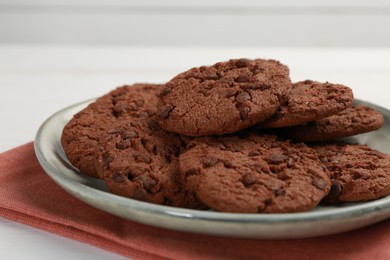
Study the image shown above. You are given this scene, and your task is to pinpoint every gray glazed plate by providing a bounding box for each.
[34,99,390,239]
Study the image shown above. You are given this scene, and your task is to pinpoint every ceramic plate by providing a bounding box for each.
[34,99,390,239]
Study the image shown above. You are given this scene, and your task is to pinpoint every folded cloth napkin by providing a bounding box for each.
[1,142,390,259]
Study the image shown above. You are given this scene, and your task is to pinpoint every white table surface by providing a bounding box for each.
[0,45,390,259]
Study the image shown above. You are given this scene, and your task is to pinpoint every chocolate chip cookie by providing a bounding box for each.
[61,84,161,178]
[277,105,384,142]
[179,133,331,213]
[98,120,203,208]
[157,58,292,136]
[258,80,354,128]
[312,142,390,202]
[93,90,204,208]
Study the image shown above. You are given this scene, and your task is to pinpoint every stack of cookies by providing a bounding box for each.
[62,58,390,213]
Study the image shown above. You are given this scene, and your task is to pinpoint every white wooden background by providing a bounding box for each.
[0,0,390,47]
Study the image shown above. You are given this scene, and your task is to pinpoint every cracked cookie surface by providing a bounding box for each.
[312,142,390,202]
[257,80,354,128]
[179,133,331,213]
[157,58,292,136]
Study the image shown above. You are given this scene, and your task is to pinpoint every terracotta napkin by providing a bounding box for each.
[1,142,390,259]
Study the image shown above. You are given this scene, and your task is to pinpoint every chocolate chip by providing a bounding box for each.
[201,156,219,168]
[141,138,148,148]
[242,85,257,90]
[270,165,283,174]
[148,119,160,131]
[112,104,129,117]
[220,78,235,85]
[135,175,157,193]
[352,171,362,179]
[127,171,134,180]
[111,97,119,106]
[267,152,288,164]
[112,172,125,183]
[312,178,328,190]
[326,181,342,201]
[223,161,234,168]
[132,151,151,164]
[201,68,219,80]
[264,199,272,207]
[217,71,225,78]
[238,105,250,120]
[277,172,289,180]
[236,58,250,68]
[242,173,256,187]
[236,74,249,83]
[248,150,260,156]
[112,108,121,117]
[236,92,251,103]
[242,82,270,91]
[107,127,124,134]
[270,111,284,120]
[351,116,360,123]
[199,88,211,97]
[352,171,369,180]
[159,106,174,118]
[259,84,271,91]
[275,188,285,196]
[152,145,158,155]
[159,85,172,97]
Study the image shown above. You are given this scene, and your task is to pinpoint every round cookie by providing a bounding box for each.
[157,58,292,136]
[98,119,204,208]
[257,80,354,128]
[61,84,161,178]
[179,133,331,213]
[277,105,384,142]
[95,95,204,209]
[312,142,390,202]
